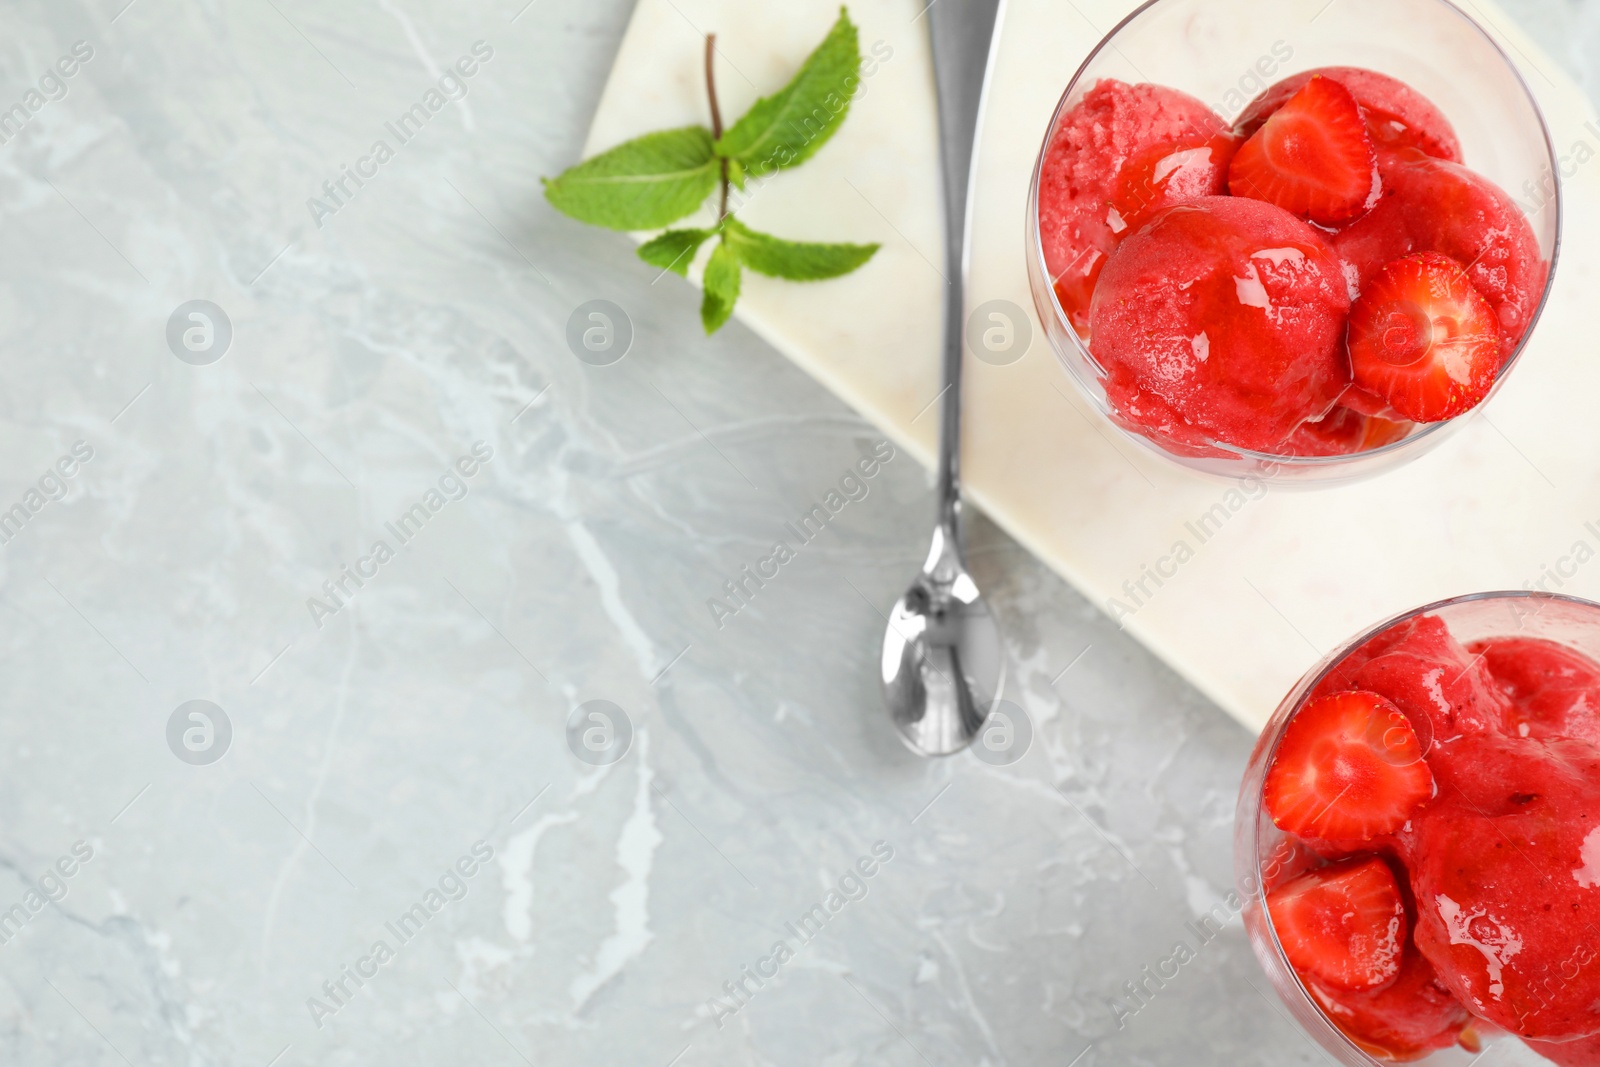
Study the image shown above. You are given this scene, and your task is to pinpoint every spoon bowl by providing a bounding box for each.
[882,524,1004,756]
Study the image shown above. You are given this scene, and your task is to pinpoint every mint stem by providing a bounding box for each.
[705,33,729,221]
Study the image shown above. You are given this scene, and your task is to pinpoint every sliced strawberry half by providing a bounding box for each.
[1228,76,1378,225]
[1347,252,1501,422]
[1267,857,1407,992]
[1264,690,1434,841]
[1233,67,1463,163]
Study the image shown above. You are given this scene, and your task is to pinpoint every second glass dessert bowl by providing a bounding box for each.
[1025,0,1561,483]
[1237,592,1600,1065]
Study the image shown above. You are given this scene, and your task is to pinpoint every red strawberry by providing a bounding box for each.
[1234,67,1463,163]
[1265,690,1434,842]
[1267,856,1407,992]
[1228,76,1379,225]
[1347,252,1501,422]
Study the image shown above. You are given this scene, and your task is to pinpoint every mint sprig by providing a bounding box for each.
[541,127,720,231]
[638,227,717,277]
[543,7,880,334]
[714,10,861,177]
[701,240,742,334]
[723,217,878,280]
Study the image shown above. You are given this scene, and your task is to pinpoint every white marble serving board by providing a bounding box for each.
[585,0,1600,732]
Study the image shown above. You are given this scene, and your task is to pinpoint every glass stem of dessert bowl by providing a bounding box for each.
[880,0,1005,757]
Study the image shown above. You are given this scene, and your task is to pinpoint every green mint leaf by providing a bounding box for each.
[726,158,747,190]
[543,126,719,231]
[714,7,860,177]
[723,217,878,280]
[638,227,716,277]
[701,239,742,334]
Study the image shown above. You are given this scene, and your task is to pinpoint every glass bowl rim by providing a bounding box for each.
[1024,0,1566,469]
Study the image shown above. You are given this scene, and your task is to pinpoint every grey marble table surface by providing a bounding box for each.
[0,2,1594,1066]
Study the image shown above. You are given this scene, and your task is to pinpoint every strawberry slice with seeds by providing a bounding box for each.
[1228,76,1378,225]
[1264,690,1434,842]
[1347,252,1501,422]
[1267,856,1407,992]
[1233,67,1463,163]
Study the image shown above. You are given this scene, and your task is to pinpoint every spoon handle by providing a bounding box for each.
[926,0,1005,540]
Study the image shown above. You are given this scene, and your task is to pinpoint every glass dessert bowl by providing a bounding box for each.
[1025,0,1561,483]
[1236,592,1600,1065]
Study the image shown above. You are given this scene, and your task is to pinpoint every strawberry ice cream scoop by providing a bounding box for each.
[1310,947,1472,1061]
[1283,405,1409,457]
[1037,79,1233,333]
[1332,191,1416,293]
[1470,637,1600,747]
[1087,196,1350,452]
[1400,735,1600,1040]
[1528,1032,1600,1067]
[1358,152,1547,349]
